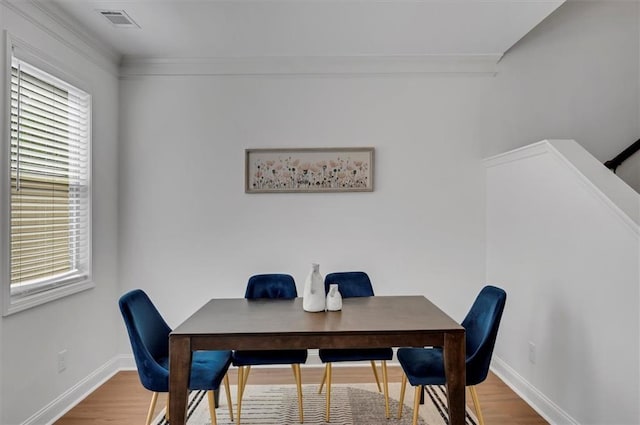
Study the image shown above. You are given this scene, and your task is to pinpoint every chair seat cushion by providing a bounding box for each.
[232,349,308,366]
[397,347,446,386]
[319,347,393,363]
[158,350,233,391]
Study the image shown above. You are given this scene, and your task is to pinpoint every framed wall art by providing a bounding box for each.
[245,147,374,193]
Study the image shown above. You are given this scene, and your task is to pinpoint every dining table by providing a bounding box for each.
[168,295,465,424]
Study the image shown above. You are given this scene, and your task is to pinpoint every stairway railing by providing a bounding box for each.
[604,138,640,173]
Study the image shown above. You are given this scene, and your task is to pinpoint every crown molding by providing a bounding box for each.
[2,0,120,75]
[119,54,502,77]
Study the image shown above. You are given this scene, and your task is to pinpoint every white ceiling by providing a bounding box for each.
[43,0,565,63]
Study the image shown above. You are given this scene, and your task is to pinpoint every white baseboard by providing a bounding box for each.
[491,356,579,425]
[23,356,124,425]
[118,353,136,370]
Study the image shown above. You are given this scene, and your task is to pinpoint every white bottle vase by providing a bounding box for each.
[303,263,326,312]
[326,284,342,311]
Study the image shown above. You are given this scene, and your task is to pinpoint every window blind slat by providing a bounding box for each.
[11,102,88,137]
[12,244,75,257]
[11,75,88,117]
[11,153,85,173]
[11,252,73,268]
[11,122,87,150]
[11,93,87,133]
[11,238,87,251]
[11,70,88,106]
[10,89,87,121]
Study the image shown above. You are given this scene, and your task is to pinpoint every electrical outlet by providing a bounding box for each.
[57,349,67,373]
[528,342,536,364]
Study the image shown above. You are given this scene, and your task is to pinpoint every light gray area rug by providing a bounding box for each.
[155,383,478,425]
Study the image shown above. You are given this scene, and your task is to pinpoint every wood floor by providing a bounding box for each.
[54,365,546,425]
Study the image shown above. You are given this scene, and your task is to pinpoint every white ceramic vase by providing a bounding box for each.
[326,284,342,311]
[303,263,326,312]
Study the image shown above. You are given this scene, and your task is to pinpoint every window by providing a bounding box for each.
[3,45,92,315]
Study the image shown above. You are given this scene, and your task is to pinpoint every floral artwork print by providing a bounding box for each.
[252,156,368,190]
[246,148,374,193]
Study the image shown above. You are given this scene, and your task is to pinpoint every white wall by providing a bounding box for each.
[0,2,120,424]
[117,74,488,328]
[485,140,640,425]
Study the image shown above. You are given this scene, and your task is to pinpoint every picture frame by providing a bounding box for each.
[245,147,374,193]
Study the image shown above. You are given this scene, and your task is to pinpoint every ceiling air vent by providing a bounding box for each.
[98,10,140,28]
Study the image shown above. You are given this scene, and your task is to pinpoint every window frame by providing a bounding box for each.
[2,32,93,316]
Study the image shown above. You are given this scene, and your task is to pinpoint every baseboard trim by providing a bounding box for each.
[491,356,578,425]
[22,356,123,425]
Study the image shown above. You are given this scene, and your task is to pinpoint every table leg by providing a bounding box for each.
[443,332,465,425]
[169,335,192,425]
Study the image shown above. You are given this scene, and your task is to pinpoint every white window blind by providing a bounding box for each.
[9,56,91,301]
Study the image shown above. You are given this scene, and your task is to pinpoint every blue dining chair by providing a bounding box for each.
[119,289,234,425]
[318,271,394,421]
[232,274,307,424]
[397,285,507,425]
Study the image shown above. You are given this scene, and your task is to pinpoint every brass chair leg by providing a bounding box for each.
[208,390,217,425]
[469,385,485,425]
[382,360,390,419]
[412,385,421,425]
[325,362,332,422]
[145,392,159,425]
[318,364,328,394]
[241,366,251,398]
[237,366,244,425]
[398,373,407,419]
[370,360,382,392]
[223,373,234,422]
[292,364,304,423]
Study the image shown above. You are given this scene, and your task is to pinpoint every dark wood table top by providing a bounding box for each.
[172,296,463,348]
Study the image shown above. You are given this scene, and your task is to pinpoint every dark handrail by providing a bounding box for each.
[604,138,640,172]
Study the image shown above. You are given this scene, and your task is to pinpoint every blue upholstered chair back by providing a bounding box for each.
[463,285,507,385]
[119,289,172,392]
[324,271,374,298]
[245,274,297,299]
